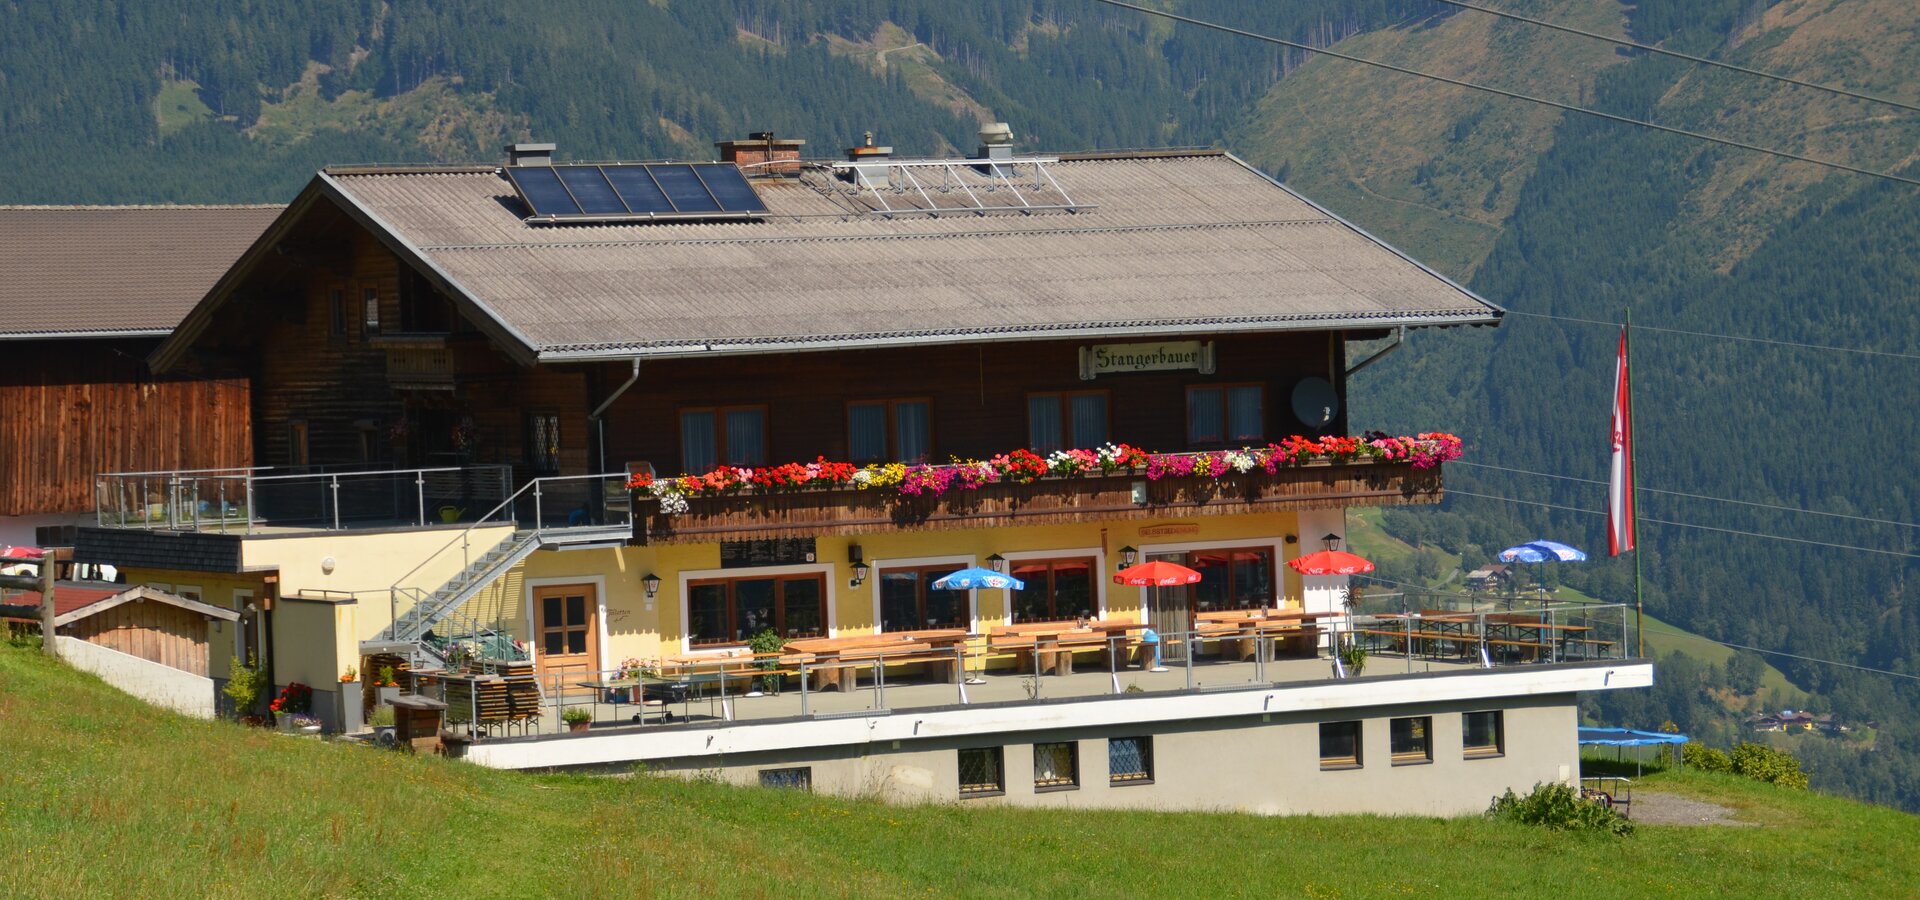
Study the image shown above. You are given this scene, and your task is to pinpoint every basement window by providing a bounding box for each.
[1391,716,1433,765]
[1320,721,1362,770]
[1464,711,1504,759]
[959,747,1005,798]
[1033,742,1079,792]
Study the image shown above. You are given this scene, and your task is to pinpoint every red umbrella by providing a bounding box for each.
[1287,550,1375,576]
[0,545,44,560]
[1112,560,1203,587]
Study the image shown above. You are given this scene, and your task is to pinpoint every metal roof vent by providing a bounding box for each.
[977,122,1014,161]
[505,142,556,167]
[845,131,893,189]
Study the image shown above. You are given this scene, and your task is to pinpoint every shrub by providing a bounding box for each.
[1684,742,1732,773]
[1729,742,1809,789]
[1488,782,1633,836]
[223,655,268,718]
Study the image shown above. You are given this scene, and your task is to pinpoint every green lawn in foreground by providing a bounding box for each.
[2,643,1915,897]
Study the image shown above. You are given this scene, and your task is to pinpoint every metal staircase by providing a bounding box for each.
[376,529,541,645]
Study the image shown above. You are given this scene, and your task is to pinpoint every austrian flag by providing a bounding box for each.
[1607,326,1635,556]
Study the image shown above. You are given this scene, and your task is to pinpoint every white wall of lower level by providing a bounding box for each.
[56,636,218,718]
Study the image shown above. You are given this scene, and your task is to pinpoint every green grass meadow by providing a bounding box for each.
[2,643,1915,897]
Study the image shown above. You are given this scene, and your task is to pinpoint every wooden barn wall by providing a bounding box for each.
[597,332,1348,476]
[0,340,251,516]
[65,601,211,676]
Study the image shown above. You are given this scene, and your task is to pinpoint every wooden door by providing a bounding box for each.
[534,585,599,685]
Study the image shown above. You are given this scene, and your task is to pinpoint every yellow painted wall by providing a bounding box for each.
[273,597,347,689]
[437,511,1315,673]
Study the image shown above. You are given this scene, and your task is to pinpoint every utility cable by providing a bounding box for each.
[1089,0,1920,188]
[1450,460,1920,531]
[1503,310,1920,362]
[1354,572,1920,682]
[1445,488,1920,561]
[1430,0,1920,115]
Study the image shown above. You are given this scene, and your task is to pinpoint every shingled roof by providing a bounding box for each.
[157,150,1499,367]
[0,205,284,339]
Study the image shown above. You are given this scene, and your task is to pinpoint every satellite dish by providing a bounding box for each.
[1291,377,1339,428]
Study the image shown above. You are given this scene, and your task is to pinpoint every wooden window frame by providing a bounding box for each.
[1185,382,1266,447]
[1319,720,1362,770]
[679,404,769,472]
[536,590,594,659]
[1026,390,1110,452]
[958,746,1006,798]
[685,573,827,646]
[328,287,349,339]
[1008,556,1099,624]
[361,286,381,337]
[846,397,934,463]
[1108,736,1154,785]
[1183,545,1278,613]
[1033,741,1080,792]
[1390,716,1433,766]
[1463,710,1505,759]
[875,563,972,633]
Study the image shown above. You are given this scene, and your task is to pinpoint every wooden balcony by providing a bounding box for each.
[632,459,1442,545]
[382,339,455,389]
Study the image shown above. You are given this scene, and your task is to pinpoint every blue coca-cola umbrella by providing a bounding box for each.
[931,566,1025,591]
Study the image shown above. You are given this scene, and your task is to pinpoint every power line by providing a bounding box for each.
[1450,460,1920,531]
[1445,488,1920,561]
[1088,0,1920,188]
[1354,575,1920,682]
[1430,0,1920,115]
[1504,310,1920,362]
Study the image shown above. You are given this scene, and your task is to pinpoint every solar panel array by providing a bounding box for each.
[505,163,767,222]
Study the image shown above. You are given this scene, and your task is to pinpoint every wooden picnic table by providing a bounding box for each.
[1367,612,1597,661]
[1194,608,1336,659]
[784,631,967,691]
[989,620,1142,674]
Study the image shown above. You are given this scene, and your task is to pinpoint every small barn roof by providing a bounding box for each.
[0,582,238,626]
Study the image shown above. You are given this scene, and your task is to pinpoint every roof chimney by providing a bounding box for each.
[977,122,1014,161]
[716,131,806,177]
[505,142,556,167]
[845,131,893,189]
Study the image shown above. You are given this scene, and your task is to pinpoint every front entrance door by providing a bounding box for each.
[1144,552,1191,661]
[534,585,600,686]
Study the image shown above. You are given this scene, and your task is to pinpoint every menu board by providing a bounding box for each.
[719,538,818,569]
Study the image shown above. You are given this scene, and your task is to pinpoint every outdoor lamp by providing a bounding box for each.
[850,560,870,589]
[642,572,660,600]
[1323,532,1342,552]
[1119,546,1138,566]
[986,553,1006,574]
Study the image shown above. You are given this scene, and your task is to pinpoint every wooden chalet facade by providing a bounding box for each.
[0,206,272,546]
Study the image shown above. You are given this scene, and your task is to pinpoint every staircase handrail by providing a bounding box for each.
[388,476,541,593]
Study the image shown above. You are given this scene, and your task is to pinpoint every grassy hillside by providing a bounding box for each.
[4,643,1917,897]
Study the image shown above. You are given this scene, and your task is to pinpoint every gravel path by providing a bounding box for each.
[1630,791,1754,826]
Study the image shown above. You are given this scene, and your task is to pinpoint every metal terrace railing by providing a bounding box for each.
[94,463,514,533]
[414,605,1634,741]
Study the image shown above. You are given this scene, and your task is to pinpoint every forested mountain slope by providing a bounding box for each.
[1242,0,1920,810]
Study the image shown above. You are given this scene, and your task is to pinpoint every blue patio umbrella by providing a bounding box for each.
[931,566,1025,591]
[1498,540,1588,563]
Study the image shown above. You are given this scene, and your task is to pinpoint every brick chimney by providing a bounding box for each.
[716,132,806,177]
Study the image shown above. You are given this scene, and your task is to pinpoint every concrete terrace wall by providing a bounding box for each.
[57,636,217,718]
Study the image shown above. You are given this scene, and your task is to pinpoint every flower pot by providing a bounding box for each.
[567,720,591,733]
[275,712,295,732]
[377,685,400,706]
[337,686,365,734]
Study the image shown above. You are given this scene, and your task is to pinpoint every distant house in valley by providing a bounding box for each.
[0,205,275,548]
[1465,564,1511,591]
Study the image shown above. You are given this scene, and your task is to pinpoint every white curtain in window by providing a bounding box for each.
[849,403,887,461]
[724,409,766,466]
[1070,394,1108,447]
[681,411,716,472]
[1228,386,1264,441]
[1028,396,1062,452]
[895,401,930,462]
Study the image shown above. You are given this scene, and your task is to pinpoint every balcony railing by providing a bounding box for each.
[94,464,515,533]
[634,457,1443,544]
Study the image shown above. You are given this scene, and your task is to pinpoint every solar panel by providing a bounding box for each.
[508,162,766,223]
[648,164,722,213]
[602,166,676,214]
[506,167,581,217]
[694,163,769,213]
[555,167,628,215]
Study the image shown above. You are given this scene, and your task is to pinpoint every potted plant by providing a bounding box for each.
[368,705,396,747]
[562,707,593,733]
[291,714,323,735]
[223,654,269,725]
[747,628,784,696]
[269,681,314,731]
[375,665,401,705]
[1337,634,1367,677]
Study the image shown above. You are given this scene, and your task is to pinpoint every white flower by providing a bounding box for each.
[851,469,873,485]
[658,493,689,515]
[1228,451,1255,473]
